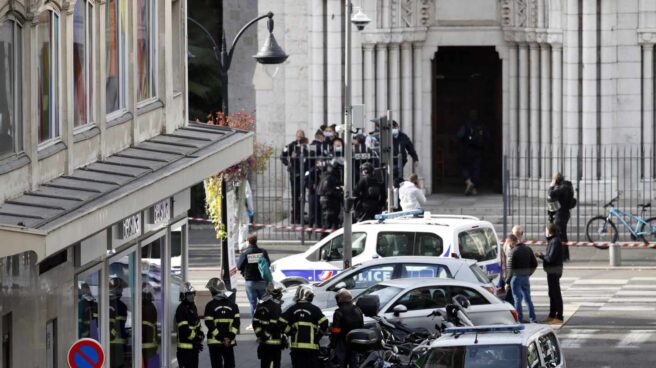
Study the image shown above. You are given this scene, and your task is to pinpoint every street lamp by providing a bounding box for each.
[188,13,288,289]
[343,4,371,269]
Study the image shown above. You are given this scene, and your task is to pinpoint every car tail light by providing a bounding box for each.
[510,309,519,322]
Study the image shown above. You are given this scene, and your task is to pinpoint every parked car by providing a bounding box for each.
[271,211,501,287]
[279,256,497,310]
[322,278,518,333]
[421,324,566,368]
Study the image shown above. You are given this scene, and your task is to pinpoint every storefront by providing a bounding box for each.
[0,123,252,367]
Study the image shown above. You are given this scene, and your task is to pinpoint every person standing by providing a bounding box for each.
[353,162,386,221]
[78,283,99,340]
[254,283,287,368]
[175,282,204,368]
[391,121,419,181]
[109,277,128,368]
[498,225,524,305]
[316,159,343,233]
[506,234,538,323]
[204,278,240,368]
[142,283,159,367]
[282,285,329,368]
[237,234,271,328]
[330,289,364,368]
[536,223,565,324]
[456,110,487,196]
[548,173,575,261]
[398,174,427,211]
[281,130,308,224]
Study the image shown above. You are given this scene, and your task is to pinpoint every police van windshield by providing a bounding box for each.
[423,344,522,368]
[457,228,499,262]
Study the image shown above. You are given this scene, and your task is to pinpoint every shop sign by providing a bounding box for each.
[118,214,141,239]
[149,199,171,225]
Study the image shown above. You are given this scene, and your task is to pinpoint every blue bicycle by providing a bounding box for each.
[585,194,656,249]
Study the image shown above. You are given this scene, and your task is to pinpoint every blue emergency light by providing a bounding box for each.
[443,325,525,335]
[374,209,424,222]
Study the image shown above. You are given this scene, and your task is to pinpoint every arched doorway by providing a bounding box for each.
[432,46,502,193]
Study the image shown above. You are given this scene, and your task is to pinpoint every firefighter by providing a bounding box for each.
[109,277,128,368]
[78,282,98,340]
[330,289,364,368]
[282,285,329,368]
[254,283,287,368]
[142,283,159,367]
[175,282,204,368]
[204,278,240,368]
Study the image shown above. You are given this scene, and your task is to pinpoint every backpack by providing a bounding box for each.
[562,181,577,209]
[258,256,273,283]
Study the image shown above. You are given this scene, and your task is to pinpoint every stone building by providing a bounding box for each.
[253,0,656,196]
[0,0,252,367]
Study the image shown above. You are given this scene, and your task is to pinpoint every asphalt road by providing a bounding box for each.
[188,227,656,368]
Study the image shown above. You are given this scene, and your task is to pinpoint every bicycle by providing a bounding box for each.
[585,193,656,249]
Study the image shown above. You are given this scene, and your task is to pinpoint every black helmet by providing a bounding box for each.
[361,162,373,175]
[109,277,126,300]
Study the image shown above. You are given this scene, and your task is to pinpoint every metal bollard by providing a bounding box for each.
[609,243,621,267]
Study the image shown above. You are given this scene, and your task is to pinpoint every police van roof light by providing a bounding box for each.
[374,209,424,222]
[443,325,526,335]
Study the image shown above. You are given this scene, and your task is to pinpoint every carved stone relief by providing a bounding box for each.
[401,0,413,27]
[391,0,399,27]
[501,0,513,27]
[516,0,527,28]
[419,0,433,26]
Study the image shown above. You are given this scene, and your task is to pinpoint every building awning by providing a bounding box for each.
[0,123,253,261]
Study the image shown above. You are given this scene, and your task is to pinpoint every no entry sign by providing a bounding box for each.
[67,338,104,368]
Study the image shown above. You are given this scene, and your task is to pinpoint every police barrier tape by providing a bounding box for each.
[188,217,336,234]
[503,239,656,249]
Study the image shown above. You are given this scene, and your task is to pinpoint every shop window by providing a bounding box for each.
[106,0,127,115]
[0,19,22,158]
[169,224,184,366]
[77,268,101,341]
[108,251,135,367]
[141,236,164,368]
[38,10,60,144]
[73,0,95,128]
[46,319,57,368]
[137,0,156,102]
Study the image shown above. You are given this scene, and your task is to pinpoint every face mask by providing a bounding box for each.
[324,132,334,138]
[392,129,399,137]
[186,293,195,303]
[335,147,343,153]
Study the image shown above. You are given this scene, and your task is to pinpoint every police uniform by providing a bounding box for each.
[175,299,203,368]
[204,294,240,368]
[354,169,386,222]
[281,141,308,224]
[253,297,286,368]
[109,298,128,368]
[282,301,329,368]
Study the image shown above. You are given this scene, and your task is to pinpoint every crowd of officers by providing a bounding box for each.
[174,280,365,368]
[281,121,418,229]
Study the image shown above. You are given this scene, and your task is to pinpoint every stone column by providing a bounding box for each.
[363,44,376,121]
[519,44,529,177]
[326,0,343,124]
[401,43,413,143]
[509,45,518,151]
[388,43,401,122]
[643,43,654,178]
[310,0,325,125]
[413,43,424,174]
[529,43,540,178]
[376,44,388,116]
[551,44,563,171]
[540,43,552,177]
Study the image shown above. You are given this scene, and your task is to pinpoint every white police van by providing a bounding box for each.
[270,210,501,287]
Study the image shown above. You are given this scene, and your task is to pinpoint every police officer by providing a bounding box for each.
[109,277,128,368]
[353,162,387,222]
[142,283,159,367]
[548,172,575,261]
[281,130,308,224]
[253,283,287,368]
[282,285,329,368]
[330,289,364,368]
[391,121,419,182]
[175,282,204,368]
[316,159,343,233]
[204,278,240,368]
[78,282,98,340]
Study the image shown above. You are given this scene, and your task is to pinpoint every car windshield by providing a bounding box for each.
[354,284,402,311]
[468,264,490,284]
[422,344,522,368]
[316,264,363,287]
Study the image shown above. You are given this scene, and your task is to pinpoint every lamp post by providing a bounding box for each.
[188,13,288,288]
[343,4,371,269]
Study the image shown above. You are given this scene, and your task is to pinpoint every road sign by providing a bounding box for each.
[67,338,104,368]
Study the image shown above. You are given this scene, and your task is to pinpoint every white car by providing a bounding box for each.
[279,256,497,310]
[422,324,566,368]
[271,211,502,287]
[323,278,518,333]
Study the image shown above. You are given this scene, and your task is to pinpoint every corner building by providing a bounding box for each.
[0,0,252,367]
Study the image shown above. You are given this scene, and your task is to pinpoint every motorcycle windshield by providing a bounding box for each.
[422,344,522,368]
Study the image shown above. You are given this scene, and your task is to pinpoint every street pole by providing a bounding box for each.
[387,110,394,212]
[343,1,353,270]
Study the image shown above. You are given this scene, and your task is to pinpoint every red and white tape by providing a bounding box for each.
[188,217,335,234]
[504,239,656,249]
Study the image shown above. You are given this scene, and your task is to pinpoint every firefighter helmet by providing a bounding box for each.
[294,284,314,302]
[206,277,228,296]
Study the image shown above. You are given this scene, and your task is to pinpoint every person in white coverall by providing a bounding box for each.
[398,174,426,211]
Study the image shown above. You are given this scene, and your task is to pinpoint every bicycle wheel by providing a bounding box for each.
[586,216,618,249]
[639,217,656,243]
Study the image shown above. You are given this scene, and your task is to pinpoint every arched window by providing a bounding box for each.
[38,9,60,144]
[0,19,22,157]
[73,0,94,128]
[137,0,156,102]
[106,0,127,115]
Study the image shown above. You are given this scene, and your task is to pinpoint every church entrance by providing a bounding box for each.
[431,46,502,193]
